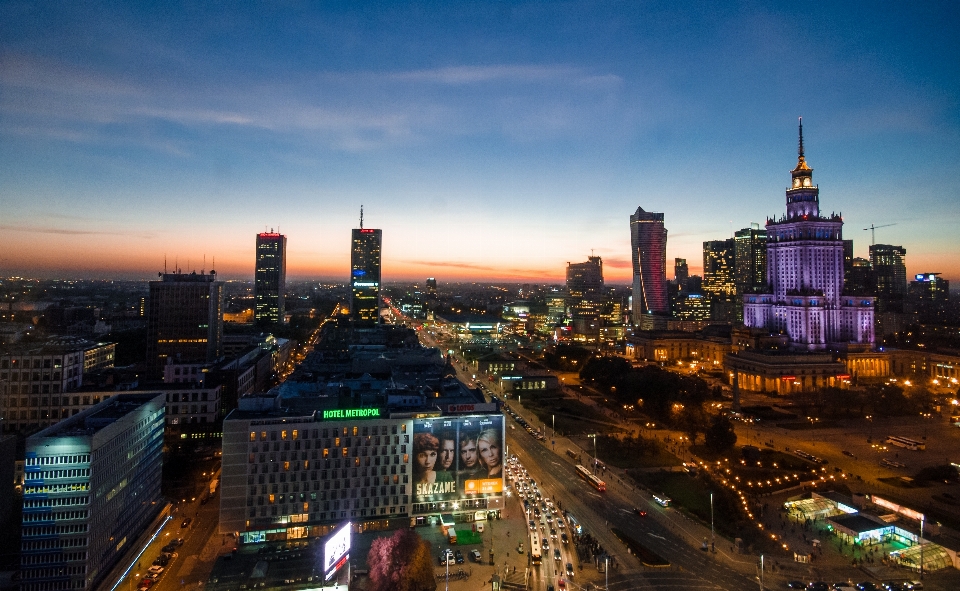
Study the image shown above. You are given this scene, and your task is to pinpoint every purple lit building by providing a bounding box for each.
[630,206,669,323]
[743,121,875,350]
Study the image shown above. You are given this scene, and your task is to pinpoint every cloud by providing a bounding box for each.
[389,65,622,88]
[398,260,496,271]
[600,257,632,269]
[0,224,155,238]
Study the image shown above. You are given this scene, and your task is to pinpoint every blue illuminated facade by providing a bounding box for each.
[20,394,165,591]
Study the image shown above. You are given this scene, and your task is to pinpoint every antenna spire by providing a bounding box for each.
[360,205,364,230]
[798,116,804,159]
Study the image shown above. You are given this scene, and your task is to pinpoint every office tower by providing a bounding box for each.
[743,119,874,348]
[351,211,382,324]
[847,258,873,295]
[426,277,437,295]
[146,271,224,376]
[842,239,854,286]
[734,227,768,294]
[674,258,688,284]
[702,239,736,297]
[630,206,668,322]
[908,273,950,324]
[566,256,604,298]
[565,256,604,348]
[254,231,287,325]
[20,393,165,591]
[870,244,907,313]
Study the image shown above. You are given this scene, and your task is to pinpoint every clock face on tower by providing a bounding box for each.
[793,178,801,188]
[803,177,811,187]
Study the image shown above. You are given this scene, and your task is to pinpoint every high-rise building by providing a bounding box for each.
[630,206,668,322]
[674,258,688,284]
[146,271,224,376]
[351,212,382,324]
[847,257,873,295]
[254,232,287,325]
[734,227,768,294]
[743,120,874,349]
[426,277,438,295]
[908,273,950,324]
[566,256,604,298]
[870,244,907,313]
[20,393,165,591]
[842,239,854,286]
[703,239,736,296]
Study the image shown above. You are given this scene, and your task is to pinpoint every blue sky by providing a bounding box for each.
[1,1,958,282]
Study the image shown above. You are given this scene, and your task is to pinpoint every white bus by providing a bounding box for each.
[885,436,925,451]
[530,532,542,566]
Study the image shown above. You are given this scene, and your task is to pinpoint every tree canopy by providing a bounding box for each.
[367,529,437,591]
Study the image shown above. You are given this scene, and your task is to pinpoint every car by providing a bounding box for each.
[454,550,464,564]
[856,583,879,591]
[542,539,549,550]
[561,533,569,545]
[438,549,454,566]
[138,580,154,590]
[554,548,562,561]
[634,507,647,517]
[517,542,524,554]
[152,556,169,567]
[808,583,829,591]
[529,520,536,529]
[558,579,566,589]
[180,518,192,529]
[550,528,557,539]
[565,563,575,578]
[147,566,164,575]
[789,583,807,590]
[842,450,856,458]
[162,543,177,553]
[470,549,482,562]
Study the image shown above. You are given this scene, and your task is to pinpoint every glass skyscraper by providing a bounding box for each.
[254,232,287,325]
[629,206,668,322]
[351,226,382,324]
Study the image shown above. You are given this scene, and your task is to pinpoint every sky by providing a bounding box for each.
[1,1,958,284]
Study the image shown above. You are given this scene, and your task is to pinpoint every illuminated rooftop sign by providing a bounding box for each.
[322,408,382,420]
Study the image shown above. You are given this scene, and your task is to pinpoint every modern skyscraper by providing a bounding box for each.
[743,120,874,349]
[630,206,668,322]
[702,239,736,296]
[351,209,382,324]
[674,258,689,284]
[146,271,224,375]
[870,244,907,313]
[734,227,768,294]
[908,273,950,324]
[566,256,604,298]
[254,231,287,325]
[21,393,165,591]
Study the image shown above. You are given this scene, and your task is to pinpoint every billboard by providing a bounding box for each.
[323,521,351,581]
[412,414,504,504]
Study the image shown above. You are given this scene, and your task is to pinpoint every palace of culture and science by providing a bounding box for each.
[743,120,875,350]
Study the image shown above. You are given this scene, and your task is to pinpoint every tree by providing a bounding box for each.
[704,415,737,451]
[367,529,437,591]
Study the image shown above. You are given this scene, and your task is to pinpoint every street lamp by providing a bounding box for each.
[710,492,715,552]
[587,434,599,472]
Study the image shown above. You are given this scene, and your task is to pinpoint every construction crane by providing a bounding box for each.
[864,223,896,246]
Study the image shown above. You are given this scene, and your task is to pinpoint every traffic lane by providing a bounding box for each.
[152,497,221,591]
[508,430,750,591]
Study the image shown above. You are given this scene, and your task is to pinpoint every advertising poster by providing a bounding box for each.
[412,414,504,503]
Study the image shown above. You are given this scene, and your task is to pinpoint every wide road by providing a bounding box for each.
[507,426,760,591]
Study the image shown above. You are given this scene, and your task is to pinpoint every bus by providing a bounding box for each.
[575,464,607,492]
[530,532,542,566]
[885,436,925,451]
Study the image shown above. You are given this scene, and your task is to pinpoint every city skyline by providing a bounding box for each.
[2,2,958,283]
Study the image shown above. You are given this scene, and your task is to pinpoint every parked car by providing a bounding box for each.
[470,549,482,563]
[454,550,464,564]
[180,518,192,529]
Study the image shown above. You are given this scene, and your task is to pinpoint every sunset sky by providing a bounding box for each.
[2,1,958,284]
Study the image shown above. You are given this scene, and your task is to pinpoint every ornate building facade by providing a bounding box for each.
[743,121,875,350]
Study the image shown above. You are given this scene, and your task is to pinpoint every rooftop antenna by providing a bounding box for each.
[360,205,364,230]
[798,116,804,160]
[164,255,167,274]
